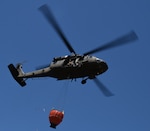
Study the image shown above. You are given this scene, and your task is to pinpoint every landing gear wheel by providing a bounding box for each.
[81,80,86,84]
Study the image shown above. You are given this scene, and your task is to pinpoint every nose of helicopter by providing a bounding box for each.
[97,59,108,74]
[101,61,108,72]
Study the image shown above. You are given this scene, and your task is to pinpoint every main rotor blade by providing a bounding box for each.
[39,4,76,54]
[93,77,114,97]
[84,31,138,55]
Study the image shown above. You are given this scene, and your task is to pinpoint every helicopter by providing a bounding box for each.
[8,4,138,97]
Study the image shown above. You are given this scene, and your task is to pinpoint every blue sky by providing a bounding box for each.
[0,0,150,131]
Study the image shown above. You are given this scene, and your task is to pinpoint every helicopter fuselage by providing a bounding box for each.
[50,55,108,80]
[19,55,108,80]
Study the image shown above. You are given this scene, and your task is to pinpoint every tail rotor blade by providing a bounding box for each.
[93,77,114,97]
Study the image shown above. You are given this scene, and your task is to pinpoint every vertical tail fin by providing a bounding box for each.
[8,64,26,87]
[16,64,25,76]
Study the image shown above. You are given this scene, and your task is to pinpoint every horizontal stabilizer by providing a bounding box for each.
[8,64,26,87]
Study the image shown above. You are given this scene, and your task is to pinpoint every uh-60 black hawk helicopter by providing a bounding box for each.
[8,4,138,97]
